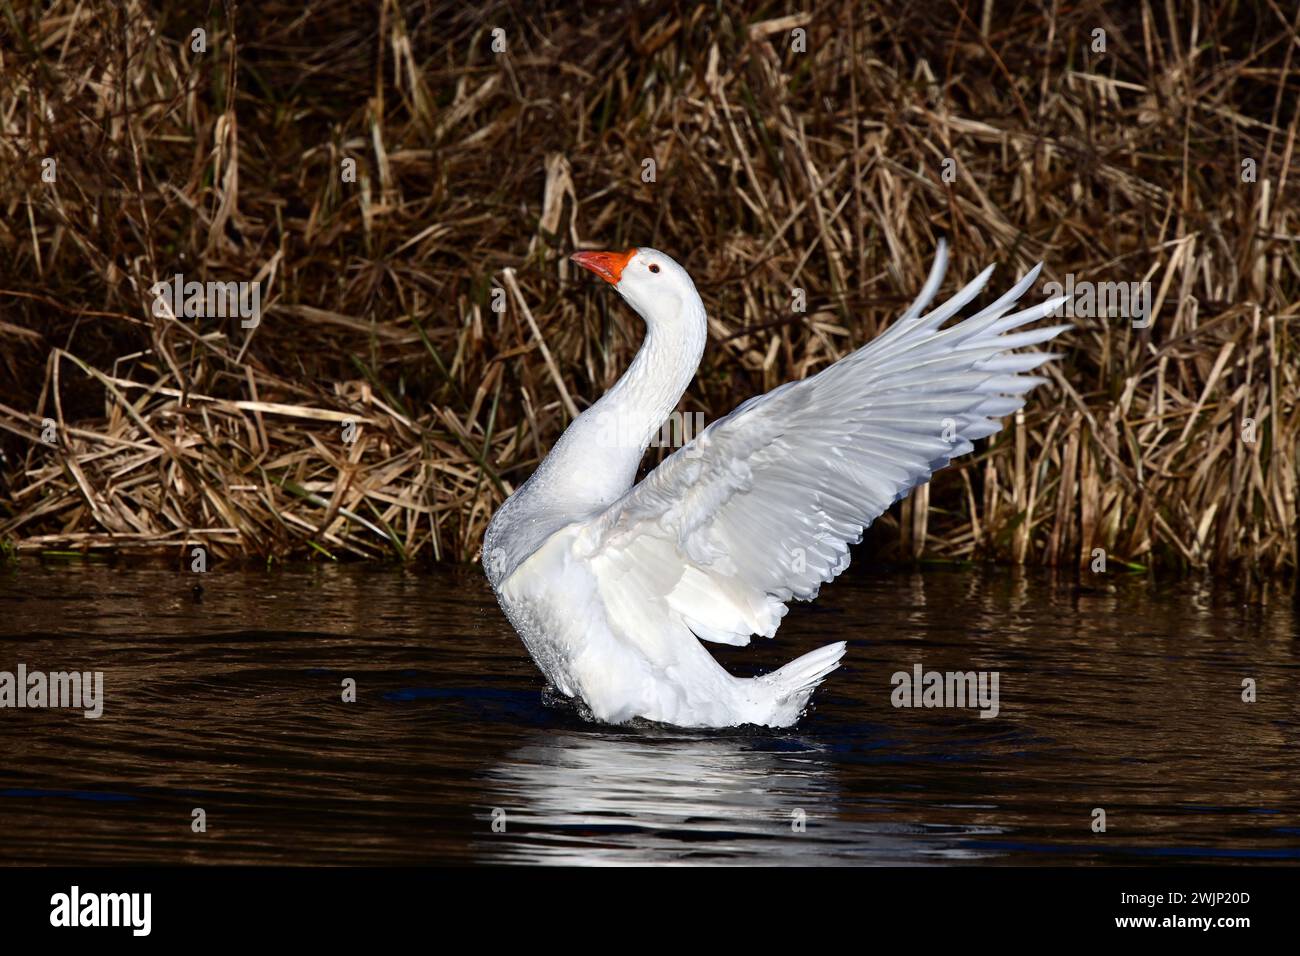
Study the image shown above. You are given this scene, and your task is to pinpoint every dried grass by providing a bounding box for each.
[1,0,1297,576]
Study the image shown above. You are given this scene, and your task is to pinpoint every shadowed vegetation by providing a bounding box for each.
[1,0,1297,578]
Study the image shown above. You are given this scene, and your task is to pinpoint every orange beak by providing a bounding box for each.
[571,248,636,285]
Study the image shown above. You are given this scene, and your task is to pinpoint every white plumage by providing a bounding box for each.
[484,242,1069,728]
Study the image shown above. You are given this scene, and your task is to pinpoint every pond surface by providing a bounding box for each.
[0,561,1296,865]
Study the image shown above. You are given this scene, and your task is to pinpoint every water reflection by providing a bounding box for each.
[480,730,837,863]
[476,727,1011,864]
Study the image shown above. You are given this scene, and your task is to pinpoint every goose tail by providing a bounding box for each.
[755,641,846,727]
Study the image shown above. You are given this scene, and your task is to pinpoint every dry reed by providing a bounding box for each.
[1,0,1297,578]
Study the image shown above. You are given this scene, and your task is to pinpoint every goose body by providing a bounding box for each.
[483,243,1068,728]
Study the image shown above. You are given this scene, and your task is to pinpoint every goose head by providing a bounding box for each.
[571,247,704,336]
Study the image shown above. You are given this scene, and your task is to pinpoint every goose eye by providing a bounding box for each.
[648,263,660,274]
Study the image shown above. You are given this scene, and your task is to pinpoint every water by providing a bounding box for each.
[0,561,1296,865]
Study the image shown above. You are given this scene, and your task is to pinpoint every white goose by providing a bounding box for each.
[483,242,1068,729]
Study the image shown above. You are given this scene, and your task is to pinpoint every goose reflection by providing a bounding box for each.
[476,728,848,864]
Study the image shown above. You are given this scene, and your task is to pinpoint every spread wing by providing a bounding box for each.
[578,242,1070,646]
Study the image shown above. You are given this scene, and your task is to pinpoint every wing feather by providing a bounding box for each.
[578,241,1070,646]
